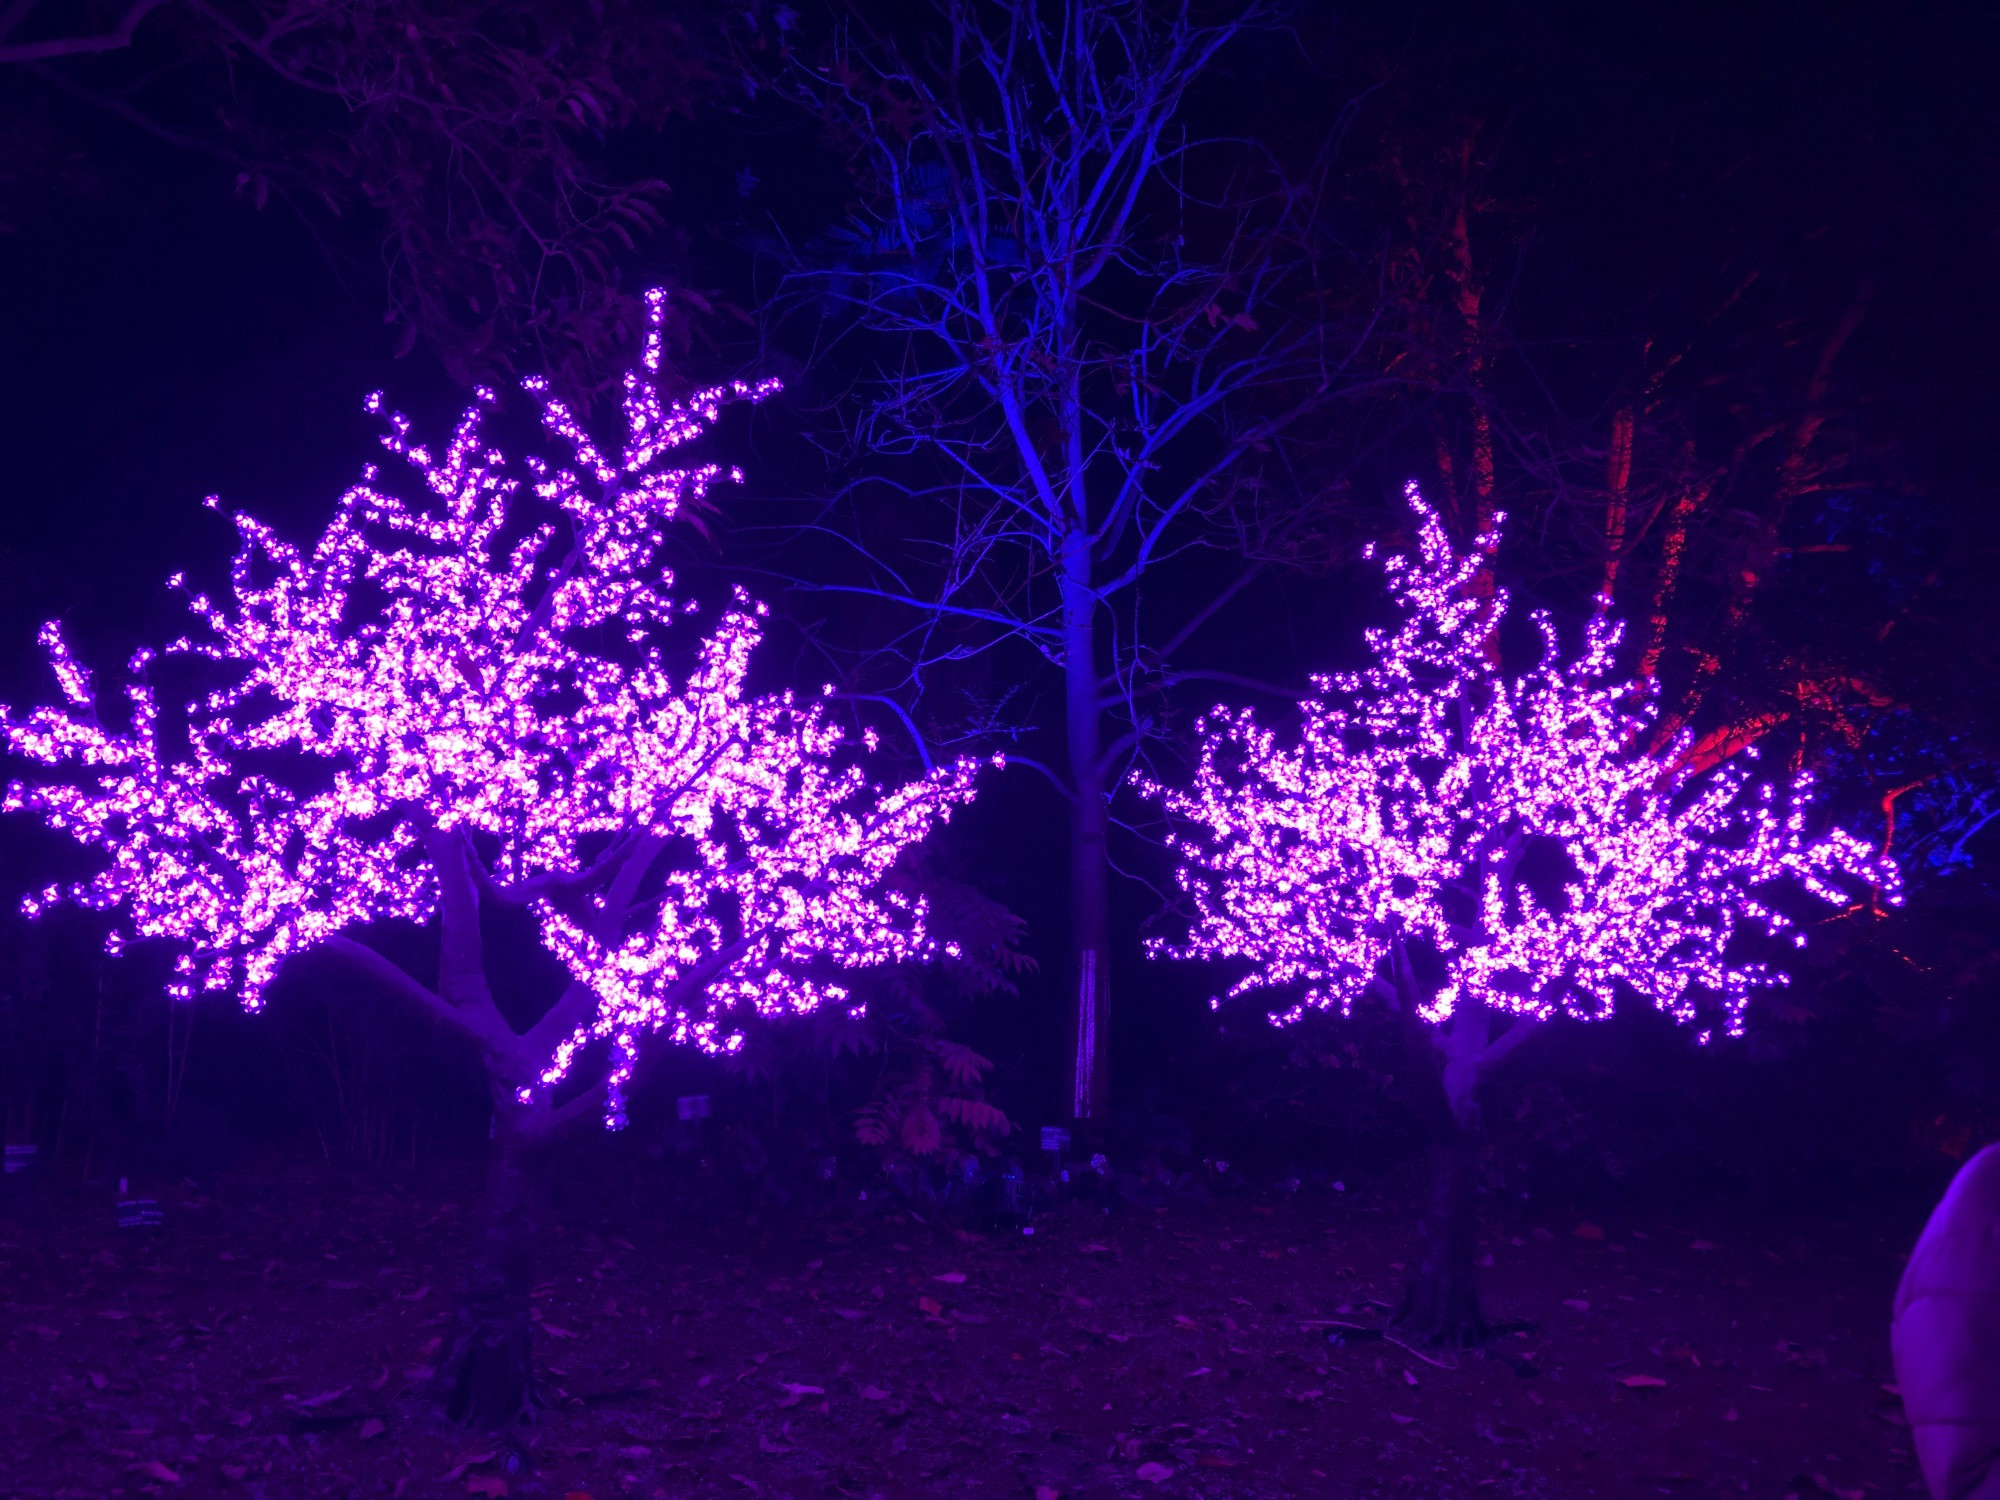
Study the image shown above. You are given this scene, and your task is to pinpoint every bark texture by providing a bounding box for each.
[1396,1129,1488,1347]
[1065,550,1111,1121]
[1387,960,1537,1349]
[440,1094,543,1428]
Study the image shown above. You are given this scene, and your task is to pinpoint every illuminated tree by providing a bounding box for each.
[2,291,988,1423]
[1148,486,1898,1344]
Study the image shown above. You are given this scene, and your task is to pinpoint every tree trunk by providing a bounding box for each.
[1393,993,1492,1347]
[1396,1127,1488,1347]
[1062,532,1110,1120]
[425,825,548,1428]
[440,1089,544,1428]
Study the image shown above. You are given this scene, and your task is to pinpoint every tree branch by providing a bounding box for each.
[1474,1016,1542,1075]
[317,934,514,1061]
[0,0,169,63]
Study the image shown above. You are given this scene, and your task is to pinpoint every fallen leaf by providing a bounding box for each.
[127,1460,181,1483]
[1619,1374,1667,1388]
[1389,1413,1414,1425]
[932,1272,967,1284]
[541,1322,579,1340]
[1081,1243,1114,1255]
[1035,1487,1059,1500]
[861,1385,890,1400]
[1135,1462,1173,1483]
[1172,1315,1198,1330]
[1690,1239,1717,1251]
[297,1385,352,1408]
[1562,1298,1590,1312]
[1723,1407,1739,1422]
[1403,1369,1418,1387]
[359,1418,386,1440]
[759,1434,792,1454]
[834,1308,865,1320]
[87,1371,108,1389]
[780,1382,825,1396]
[440,1451,496,1482]
[1573,1223,1606,1241]
[917,1296,945,1317]
[728,1476,762,1493]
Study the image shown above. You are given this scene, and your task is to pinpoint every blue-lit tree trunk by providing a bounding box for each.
[1063,545,1111,1117]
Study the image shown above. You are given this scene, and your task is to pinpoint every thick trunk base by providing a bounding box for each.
[439,1106,541,1428]
[1393,1137,1491,1349]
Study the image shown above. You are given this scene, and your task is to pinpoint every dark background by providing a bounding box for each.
[3,0,1997,1219]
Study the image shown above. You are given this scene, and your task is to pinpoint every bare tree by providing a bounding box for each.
[765,0,1377,1118]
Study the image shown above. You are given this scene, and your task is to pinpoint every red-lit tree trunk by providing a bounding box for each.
[1600,406,1634,604]
[1636,470,1708,685]
[1655,285,1871,744]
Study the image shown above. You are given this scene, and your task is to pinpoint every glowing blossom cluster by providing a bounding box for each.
[4,289,986,1098]
[1147,485,1899,1035]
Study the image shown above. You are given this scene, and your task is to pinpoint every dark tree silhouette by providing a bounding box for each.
[0,0,722,396]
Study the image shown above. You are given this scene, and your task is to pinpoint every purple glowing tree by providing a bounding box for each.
[1147,485,1898,1344]
[2,292,989,1423]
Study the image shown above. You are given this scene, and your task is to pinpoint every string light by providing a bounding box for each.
[4,293,986,1125]
[1146,484,1899,1036]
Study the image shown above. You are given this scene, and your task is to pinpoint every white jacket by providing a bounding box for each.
[1895,1143,2000,1500]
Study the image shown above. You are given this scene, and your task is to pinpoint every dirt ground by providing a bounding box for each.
[0,1154,1926,1500]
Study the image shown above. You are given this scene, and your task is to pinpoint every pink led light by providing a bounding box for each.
[4,294,985,1123]
[1146,485,1899,1036]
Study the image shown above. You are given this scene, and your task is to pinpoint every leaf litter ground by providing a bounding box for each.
[0,1157,1922,1499]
